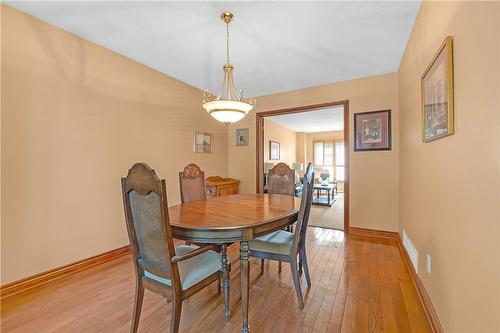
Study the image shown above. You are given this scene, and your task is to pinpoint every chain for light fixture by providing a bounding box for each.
[202,12,255,124]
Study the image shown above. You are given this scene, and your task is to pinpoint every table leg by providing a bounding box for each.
[328,189,331,206]
[221,244,230,320]
[240,241,250,333]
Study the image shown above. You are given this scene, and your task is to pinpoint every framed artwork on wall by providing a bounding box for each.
[236,128,249,146]
[193,131,212,153]
[421,36,454,142]
[354,110,392,151]
[269,141,280,160]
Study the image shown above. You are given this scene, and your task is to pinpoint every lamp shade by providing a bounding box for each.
[202,100,253,123]
[264,162,275,173]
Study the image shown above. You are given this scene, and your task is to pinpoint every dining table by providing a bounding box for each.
[168,193,301,333]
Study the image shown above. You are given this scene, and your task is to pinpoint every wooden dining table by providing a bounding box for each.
[169,193,301,333]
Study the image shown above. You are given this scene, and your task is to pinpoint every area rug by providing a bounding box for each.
[308,193,344,231]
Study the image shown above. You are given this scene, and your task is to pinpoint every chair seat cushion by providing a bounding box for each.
[249,230,294,255]
[144,245,221,291]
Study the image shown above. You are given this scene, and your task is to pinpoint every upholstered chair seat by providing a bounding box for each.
[249,230,293,256]
[144,245,222,291]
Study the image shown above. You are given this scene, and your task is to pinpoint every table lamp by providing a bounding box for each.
[264,162,275,173]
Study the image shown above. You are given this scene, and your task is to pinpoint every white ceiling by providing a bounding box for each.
[267,107,344,133]
[7,1,420,97]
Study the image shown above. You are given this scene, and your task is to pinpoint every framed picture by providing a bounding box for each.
[354,110,392,151]
[269,141,280,160]
[236,128,249,146]
[421,36,454,142]
[193,131,212,153]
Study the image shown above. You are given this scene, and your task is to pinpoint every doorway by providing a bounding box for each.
[256,101,350,232]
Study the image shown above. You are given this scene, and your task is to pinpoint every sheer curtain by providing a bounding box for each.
[335,141,345,181]
[314,141,334,178]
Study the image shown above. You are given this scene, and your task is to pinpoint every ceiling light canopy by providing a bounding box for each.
[202,12,255,124]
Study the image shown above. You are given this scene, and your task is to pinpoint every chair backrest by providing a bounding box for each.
[179,163,207,203]
[121,163,179,285]
[268,162,295,196]
[291,163,314,254]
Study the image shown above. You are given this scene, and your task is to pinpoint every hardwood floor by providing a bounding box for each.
[0,228,432,333]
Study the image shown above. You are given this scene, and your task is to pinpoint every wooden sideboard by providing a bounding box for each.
[206,176,240,197]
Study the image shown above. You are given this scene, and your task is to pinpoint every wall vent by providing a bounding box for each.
[403,230,418,273]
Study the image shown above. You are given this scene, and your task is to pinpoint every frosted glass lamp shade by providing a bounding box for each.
[203,100,253,124]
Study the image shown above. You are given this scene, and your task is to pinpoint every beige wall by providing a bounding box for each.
[0,5,228,284]
[0,4,3,277]
[229,72,400,232]
[398,1,500,332]
[263,118,297,166]
[296,132,307,168]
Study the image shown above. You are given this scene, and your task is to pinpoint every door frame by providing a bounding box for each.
[256,100,350,232]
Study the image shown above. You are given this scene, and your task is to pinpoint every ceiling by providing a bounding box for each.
[7,1,420,97]
[267,107,344,133]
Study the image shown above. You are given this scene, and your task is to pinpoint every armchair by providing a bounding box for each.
[122,163,228,333]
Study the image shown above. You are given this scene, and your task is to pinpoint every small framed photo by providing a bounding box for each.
[269,141,280,160]
[194,131,212,153]
[354,110,392,151]
[421,36,454,142]
[236,128,249,146]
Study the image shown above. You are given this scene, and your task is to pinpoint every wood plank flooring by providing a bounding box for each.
[0,228,432,333]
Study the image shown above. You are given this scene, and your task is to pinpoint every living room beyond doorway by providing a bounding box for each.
[256,101,349,231]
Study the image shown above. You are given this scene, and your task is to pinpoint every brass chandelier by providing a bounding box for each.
[202,12,255,124]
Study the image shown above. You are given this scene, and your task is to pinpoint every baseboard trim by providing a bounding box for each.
[397,238,444,333]
[348,226,399,239]
[0,245,131,300]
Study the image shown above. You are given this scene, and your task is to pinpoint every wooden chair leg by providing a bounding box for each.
[130,278,144,333]
[260,259,265,273]
[170,294,183,333]
[300,246,311,287]
[289,258,304,309]
[278,261,282,273]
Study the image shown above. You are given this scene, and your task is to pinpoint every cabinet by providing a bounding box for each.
[206,176,240,197]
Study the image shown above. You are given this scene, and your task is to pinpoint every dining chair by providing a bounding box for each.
[267,162,295,196]
[266,162,297,271]
[249,162,314,309]
[178,163,207,203]
[178,163,232,311]
[121,163,228,333]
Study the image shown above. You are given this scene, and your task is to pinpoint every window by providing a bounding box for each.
[313,139,345,182]
[313,140,334,179]
[335,140,345,181]
[313,141,324,166]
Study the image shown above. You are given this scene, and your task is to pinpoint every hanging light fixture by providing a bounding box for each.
[203,12,255,124]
